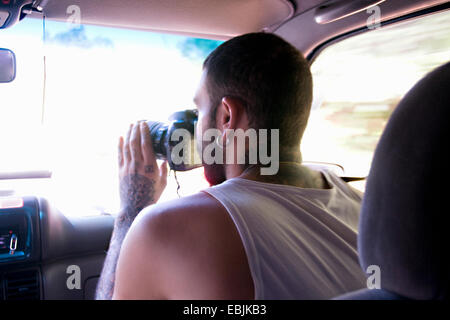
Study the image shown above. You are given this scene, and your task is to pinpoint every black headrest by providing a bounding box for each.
[358,62,450,300]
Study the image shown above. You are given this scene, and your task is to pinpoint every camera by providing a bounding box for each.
[146,109,202,171]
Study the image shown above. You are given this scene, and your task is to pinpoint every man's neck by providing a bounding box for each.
[225,149,302,180]
[228,161,331,190]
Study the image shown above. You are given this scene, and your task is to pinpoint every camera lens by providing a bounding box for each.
[146,120,169,159]
[145,109,202,171]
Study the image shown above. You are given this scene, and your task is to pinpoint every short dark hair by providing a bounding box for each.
[203,32,313,149]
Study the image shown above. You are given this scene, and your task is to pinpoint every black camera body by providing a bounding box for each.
[146,109,202,171]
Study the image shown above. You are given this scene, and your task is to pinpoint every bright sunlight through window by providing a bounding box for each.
[0,19,221,216]
[305,9,450,191]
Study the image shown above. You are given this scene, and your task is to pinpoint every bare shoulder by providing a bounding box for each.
[117,191,254,299]
[135,191,229,240]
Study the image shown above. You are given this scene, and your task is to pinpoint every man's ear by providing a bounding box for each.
[216,96,246,131]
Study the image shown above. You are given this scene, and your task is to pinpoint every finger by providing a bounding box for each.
[141,122,157,167]
[118,136,124,166]
[130,121,143,162]
[159,160,168,187]
[124,124,133,162]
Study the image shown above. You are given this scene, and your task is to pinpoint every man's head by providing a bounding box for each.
[194,32,313,185]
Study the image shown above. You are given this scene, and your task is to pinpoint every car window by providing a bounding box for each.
[0,18,221,216]
[306,9,450,191]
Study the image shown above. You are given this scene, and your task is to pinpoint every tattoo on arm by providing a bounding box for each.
[119,173,156,221]
[96,173,156,300]
[145,165,154,174]
[95,228,127,300]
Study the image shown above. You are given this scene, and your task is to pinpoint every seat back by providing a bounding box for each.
[336,62,450,300]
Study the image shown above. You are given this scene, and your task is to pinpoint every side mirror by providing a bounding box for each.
[0,48,16,83]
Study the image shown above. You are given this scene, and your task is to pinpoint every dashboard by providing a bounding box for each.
[0,196,114,300]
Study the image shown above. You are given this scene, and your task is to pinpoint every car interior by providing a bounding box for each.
[0,0,449,300]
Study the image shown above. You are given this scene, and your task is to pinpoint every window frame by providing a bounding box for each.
[307,3,450,64]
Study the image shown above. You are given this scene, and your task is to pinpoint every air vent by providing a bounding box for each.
[4,270,40,300]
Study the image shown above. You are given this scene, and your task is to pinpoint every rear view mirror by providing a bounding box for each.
[0,48,16,83]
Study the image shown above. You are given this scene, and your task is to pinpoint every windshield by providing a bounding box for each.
[0,18,221,215]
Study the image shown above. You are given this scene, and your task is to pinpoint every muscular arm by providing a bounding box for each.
[95,174,156,300]
[95,122,167,300]
[111,192,255,300]
[95,216,129,300]
[97,123,253,300]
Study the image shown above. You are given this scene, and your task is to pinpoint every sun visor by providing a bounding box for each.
[38,0,295,39]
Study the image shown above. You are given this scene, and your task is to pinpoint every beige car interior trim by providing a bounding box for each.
[36,0,295,39]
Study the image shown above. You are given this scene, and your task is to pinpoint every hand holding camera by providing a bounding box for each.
[117,121,168,227]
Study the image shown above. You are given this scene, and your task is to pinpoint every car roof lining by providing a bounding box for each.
[28,0,449,55]
[31,0,300,40]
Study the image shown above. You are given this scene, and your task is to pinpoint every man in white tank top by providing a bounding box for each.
[96,33,366,300]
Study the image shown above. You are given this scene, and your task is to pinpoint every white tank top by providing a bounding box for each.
[202,170,366,299]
